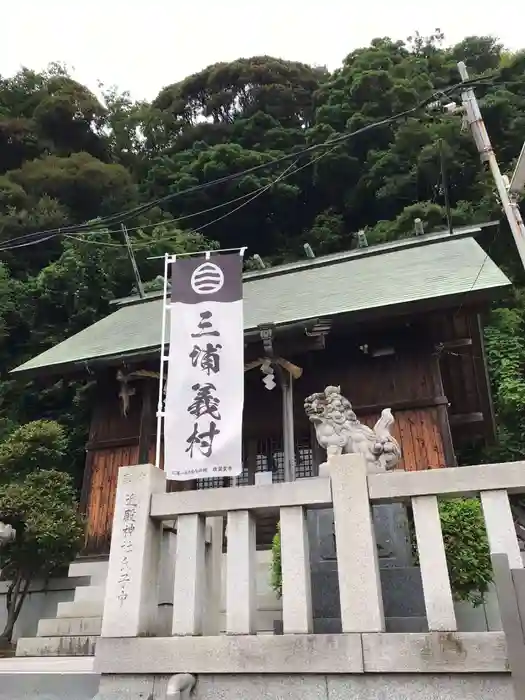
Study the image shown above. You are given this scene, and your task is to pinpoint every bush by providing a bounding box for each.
[0,421,84,646]
[270,498,492,607]
[434,499,492,607]
[0,420,68,483]
[270,525,282,599]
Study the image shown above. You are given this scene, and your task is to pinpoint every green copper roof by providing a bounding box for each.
[12,229,510,376]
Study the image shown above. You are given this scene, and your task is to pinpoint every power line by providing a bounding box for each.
[0,72,497,253]
[1,131,340,255]
[453,225,499,319]
[63,159,300,250]
[0,159,299,253]
[30,134,364,253]
[0,181,286,253]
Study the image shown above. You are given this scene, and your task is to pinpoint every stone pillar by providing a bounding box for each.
[481,490,523,569]
[172,514,207,635]
[101,463,165,638]
[412,495,457,631]
[226,510,256,634]
[329,455,385,632]
[204,516,224,636]
[280,506,313,634]
[157,525,177,636]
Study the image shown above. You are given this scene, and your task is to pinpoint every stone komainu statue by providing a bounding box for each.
[304,385,402,472]
[0,521,15,547]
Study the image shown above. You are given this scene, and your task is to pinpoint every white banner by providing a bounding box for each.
[163,254,244,480]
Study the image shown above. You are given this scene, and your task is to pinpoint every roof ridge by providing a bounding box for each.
[113,222,496,309]
[11,233,509,378]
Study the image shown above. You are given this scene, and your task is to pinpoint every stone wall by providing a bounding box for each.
[0,577,85,642]
[94,673,514,700]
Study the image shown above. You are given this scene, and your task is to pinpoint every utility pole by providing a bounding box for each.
[458,61,525,273]
[439,138,453,235]
[121,224,145,298]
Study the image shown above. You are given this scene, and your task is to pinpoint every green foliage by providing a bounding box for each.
[0,420,68,483]
[484,298,525,460]
[270,525,282,599]
[0,37,525,555]
[437,499,492,606]
[0,468,84,578]
[0,420,83,643]
[271,499,492,606]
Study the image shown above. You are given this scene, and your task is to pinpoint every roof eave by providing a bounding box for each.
[11,280,510,379]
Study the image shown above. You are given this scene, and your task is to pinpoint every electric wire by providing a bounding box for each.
[0,173,294,252]
[63,135,349,250]
[64,158,301,249]
[0,72,500,253]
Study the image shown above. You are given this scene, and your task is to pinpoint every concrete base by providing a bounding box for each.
[94,632,509,675]
[93,673,513,700]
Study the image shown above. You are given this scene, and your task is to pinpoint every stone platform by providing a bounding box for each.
[308,504,427,633]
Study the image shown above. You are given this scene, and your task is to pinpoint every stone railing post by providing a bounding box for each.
[172,514,207,635]
[412,494,457,630]
[226,510,256,634]
[280,505,313,633]
[328,454,385,632]
[481,489,523,569]
[101,463,166,637]
[204,516,224,636]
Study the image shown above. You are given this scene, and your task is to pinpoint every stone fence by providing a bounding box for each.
[94,455,525,679]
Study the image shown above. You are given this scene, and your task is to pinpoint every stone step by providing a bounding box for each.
[57,600,103,619]
[68,559,108,584]
[218,608,280,634]
[73,585,105,603]
[37,617,102,637]
[16,636,97,657]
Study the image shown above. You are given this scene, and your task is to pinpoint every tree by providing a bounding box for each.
[0,420,83,646]
[0,35,525,521]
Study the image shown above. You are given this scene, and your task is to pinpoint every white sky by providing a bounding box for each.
[2,0,523,101]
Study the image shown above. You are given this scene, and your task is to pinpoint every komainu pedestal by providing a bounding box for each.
[304,386,426,633]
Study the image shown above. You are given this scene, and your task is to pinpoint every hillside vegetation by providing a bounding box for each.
[2,32,525,481]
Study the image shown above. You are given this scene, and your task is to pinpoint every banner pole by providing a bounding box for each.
[147,246,247,261]
[155,253,170,469]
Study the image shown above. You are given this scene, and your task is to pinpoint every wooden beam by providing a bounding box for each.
[244,334,325,363]
[79,451,95,515]
[86,436,139,450]
[138,380,155,463]
[430,356,457,467]
[449,412,484,426]
[471,312,497,442]
[353,396,448,416]
[438,338,473,350]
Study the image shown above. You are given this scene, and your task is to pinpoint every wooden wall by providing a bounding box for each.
[430,310,495,443]
[80,318,464,555]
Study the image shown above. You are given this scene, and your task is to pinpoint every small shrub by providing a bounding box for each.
[270,525,282,598]
[436,498,492,607]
